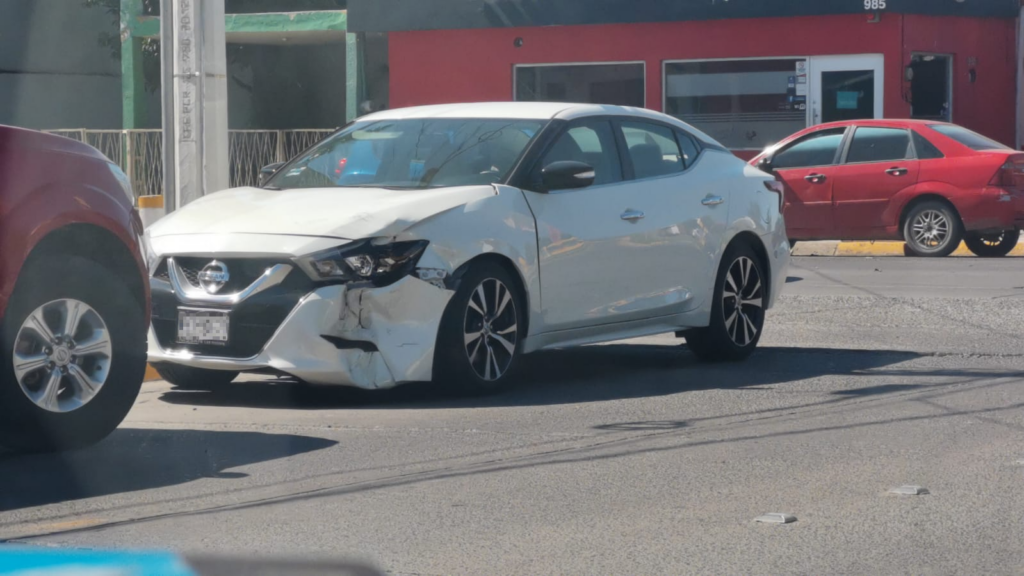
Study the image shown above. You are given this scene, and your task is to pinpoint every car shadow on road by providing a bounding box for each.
[0,428,336,512]
[155,345,926,411]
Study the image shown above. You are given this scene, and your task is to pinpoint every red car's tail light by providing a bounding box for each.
[989,154,1024,188]
[764,179,785,213]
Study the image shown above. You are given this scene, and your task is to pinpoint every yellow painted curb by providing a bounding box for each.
[144,364,161,382]
[834,241,1024,257]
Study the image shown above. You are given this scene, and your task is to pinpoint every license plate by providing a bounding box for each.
[177,308,229,345]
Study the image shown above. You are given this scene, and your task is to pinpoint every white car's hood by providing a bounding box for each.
[148,185,497,240]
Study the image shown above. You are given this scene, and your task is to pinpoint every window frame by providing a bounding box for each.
[513,61,648,107]
[674,129,704,170]
[513,115,714,191]
[839,126,917,165]
[662,56,812,152]
[769,127,850,171]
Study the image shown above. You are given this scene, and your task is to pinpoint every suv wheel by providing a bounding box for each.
[0,256,146,452]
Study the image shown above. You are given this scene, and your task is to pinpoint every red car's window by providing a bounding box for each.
[930,124,1011,151]
[845,127,912,164]
[771,128,846,170]
[912,131,945,160]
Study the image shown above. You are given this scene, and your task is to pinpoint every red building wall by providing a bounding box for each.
[389,13,1017,146]
[901,14,1017,146]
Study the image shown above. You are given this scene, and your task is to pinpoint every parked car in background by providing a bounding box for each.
[752,120,1024,257]
[145,102,789,394]
[0,126,149,452]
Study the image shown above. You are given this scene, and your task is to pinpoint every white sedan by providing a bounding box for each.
[145,102,790,392]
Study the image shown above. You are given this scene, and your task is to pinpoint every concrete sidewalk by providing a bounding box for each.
[792,239,1024,257]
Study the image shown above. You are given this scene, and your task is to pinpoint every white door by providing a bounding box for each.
[523,118,709,332]
[808,55,885,126]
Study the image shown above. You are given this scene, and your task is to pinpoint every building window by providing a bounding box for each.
[665,59,808,150]
[515,63,645,107]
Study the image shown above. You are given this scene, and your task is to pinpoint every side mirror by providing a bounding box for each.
[540,161,595,192]
[259,162,286,187]
[757,156,774,173]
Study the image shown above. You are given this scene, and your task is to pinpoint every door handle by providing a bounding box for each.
[701,195,725,207]
[804,174,827,184]
[620,209,645,222]
[886,167,908,177]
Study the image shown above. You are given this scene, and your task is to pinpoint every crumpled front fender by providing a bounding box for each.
[326,276,454,385]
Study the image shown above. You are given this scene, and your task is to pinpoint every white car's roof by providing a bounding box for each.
[360,102,678,123]
[358,102,725,149]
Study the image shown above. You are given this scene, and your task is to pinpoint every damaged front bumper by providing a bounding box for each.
[148,275,453,389]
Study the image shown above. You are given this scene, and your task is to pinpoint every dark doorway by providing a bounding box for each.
[909,54,951,122]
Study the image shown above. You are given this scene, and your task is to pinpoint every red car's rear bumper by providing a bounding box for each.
[955,187,1024,232]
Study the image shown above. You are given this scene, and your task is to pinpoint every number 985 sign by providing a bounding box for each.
[864,0,887,8]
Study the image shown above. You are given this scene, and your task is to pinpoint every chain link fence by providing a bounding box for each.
[44,129,335,199]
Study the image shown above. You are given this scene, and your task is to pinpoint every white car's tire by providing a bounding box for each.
[434,261,525,394]
[685,243,766,362]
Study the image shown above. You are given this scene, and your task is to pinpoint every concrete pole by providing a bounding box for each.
[165,0,229,211]
[159,0,176,212]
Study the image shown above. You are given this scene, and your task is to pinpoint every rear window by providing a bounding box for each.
[929,125,1011,151]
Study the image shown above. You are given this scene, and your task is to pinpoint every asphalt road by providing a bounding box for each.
[3,256,1024,575]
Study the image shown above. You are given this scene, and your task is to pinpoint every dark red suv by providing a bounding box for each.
[0,126,149,452]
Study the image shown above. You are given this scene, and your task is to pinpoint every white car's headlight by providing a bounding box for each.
[295,239,429,286]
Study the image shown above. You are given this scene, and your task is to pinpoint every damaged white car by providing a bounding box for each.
[145,102,790,392]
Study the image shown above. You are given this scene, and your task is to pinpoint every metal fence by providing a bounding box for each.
[44,129,335,198]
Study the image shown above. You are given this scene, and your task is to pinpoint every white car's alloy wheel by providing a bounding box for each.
[463,278,518,381]
[722,256,764,347]
[12,298,112,413]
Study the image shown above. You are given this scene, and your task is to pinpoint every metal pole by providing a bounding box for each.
[159,0,176,213]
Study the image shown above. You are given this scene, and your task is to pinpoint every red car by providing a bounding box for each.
[0,126,150,452]
[752,120,1024,257]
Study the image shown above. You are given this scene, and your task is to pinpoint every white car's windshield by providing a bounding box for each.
[266,118,545,190]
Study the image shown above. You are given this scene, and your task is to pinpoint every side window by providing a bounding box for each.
[540,120,622,185]
[675,130,702,168]
[846,127,912,164]
[912,130,945,160]
[620,122,685,179]
[771,129,846,170]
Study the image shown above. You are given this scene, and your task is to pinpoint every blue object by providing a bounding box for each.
[837,91,860,110]
[0,547,196,576]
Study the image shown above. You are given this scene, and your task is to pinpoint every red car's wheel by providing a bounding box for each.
[963,228,1020,257]
[903,201,963,258]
